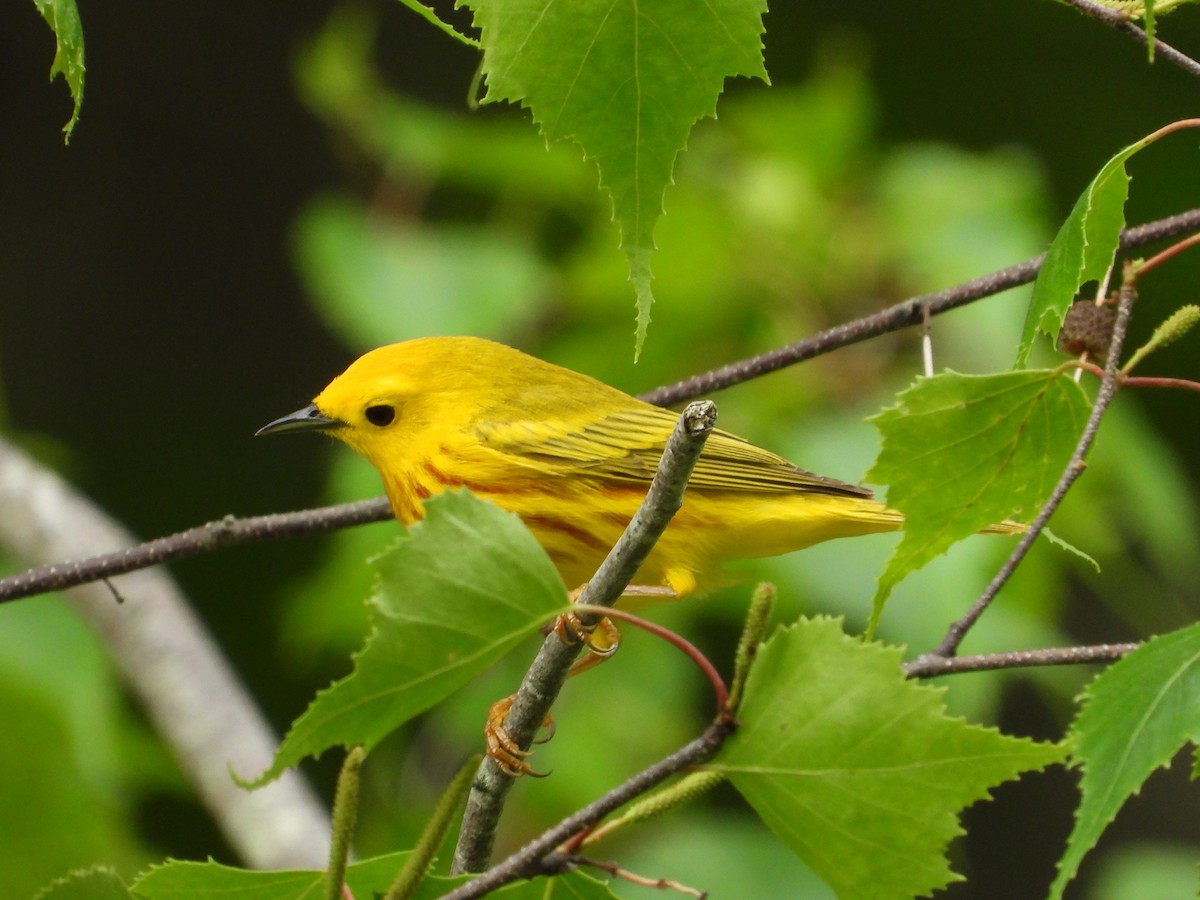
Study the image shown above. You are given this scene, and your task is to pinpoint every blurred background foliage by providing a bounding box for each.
[2,1,1200,897]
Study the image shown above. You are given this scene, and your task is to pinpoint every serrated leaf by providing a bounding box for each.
[31,0,86,142]
[1016,134,1154,366]
[33,867,132,900]
[462,0,768,355]
[716,617,1067,900]
[1049,623,1200,898]
[131,854,612,899]
[248,491,567,786]
[865,370,1090,630]
[133,853,431,899]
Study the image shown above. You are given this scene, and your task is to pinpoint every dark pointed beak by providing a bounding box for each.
[255,403,342,436]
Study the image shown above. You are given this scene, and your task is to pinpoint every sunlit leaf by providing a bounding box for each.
[247,491,566,786]
[865,370,1089,629]
[717,616,1067,899]
[462,0,768,355]
[1050,623,1200,898]
[31,0,86,142]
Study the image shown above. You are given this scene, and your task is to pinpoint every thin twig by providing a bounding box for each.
[639,208,1200,407]
[903,642,1139,678]
[440,722,734,900]
[449,401,718,875]
[1,210,1198,608]
[928,284,1138,660]
[1062,0,1200,78]
[0,497,392,604]
[1079,360,1200,393]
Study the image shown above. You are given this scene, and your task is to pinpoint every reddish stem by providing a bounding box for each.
[1079,361,1200,394]
[1131,230,1200,282]
[572,604,730,714]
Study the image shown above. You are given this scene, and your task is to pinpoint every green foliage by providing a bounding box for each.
[249,491,567,786]
[17,1,1200,896]
[717,617,1067,900]
[463,0,769,356]
[1016,132,1156,366]
[0,597,158,897]
[1050,622,1200,897]
[865,369,1090,630]
[33,868,133,900]
[132,853,430,899]
[31,0,85,142]
[131,854,614,899]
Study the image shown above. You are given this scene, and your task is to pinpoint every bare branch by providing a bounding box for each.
[0,436,332,869]
[1,209,1197,609]
[905,642,1139,679]
[639,207,1200,407]
[1062,0,1200,79]
[450,401,718,875]
[0,497,392,604]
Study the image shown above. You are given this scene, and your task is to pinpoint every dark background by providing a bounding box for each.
[3,2,1199,897]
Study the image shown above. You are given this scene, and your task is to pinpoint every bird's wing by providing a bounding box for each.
[475,404,873,498]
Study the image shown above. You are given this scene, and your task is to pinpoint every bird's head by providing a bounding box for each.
[256,338,490,464]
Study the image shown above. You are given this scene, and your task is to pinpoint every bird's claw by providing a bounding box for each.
[485,695,553,778]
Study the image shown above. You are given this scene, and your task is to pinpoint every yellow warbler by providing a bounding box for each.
[258,337,998,595]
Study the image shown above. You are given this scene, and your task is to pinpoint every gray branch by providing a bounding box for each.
[449,401,718,875]
[0,436,331,870]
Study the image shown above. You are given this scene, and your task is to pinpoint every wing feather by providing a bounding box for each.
[475,404,873,499]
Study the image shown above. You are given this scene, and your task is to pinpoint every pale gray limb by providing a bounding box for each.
[0,436,331,869]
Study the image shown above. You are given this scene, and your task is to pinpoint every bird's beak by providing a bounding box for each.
[255,403,342,436]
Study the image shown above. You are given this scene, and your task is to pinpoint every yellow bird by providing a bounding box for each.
[257,336,939,597]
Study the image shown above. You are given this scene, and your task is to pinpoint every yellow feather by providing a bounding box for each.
[263,337,982,596]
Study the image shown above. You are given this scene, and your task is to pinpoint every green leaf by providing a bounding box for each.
[1015,134,1153,366]
[132,854,613,899]
[247,491,567,786]
[396,0,479,47]
[716,617,1067,900]
[864,369,1089,630]
[462,0,769,356]
[133,853,422,899]
[31,0,86,142]
[1049,623,1200,898]
[33,868,133,900]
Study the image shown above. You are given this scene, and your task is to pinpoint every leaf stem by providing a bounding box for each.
[325,746,365,900]
[573,603,730,715]
[383,755,481,900]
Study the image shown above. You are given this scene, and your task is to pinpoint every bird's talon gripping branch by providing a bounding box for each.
[554,613,622,678]
[484,695,553,778]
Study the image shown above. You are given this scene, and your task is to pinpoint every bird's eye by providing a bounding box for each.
[365,404,396,427]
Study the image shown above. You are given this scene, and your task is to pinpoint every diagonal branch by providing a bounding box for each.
[449,401,718,875]
[0,209,1198,608]
[1062,0,1200,79]
[638,207,1200,407]
[441,721,734,899]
